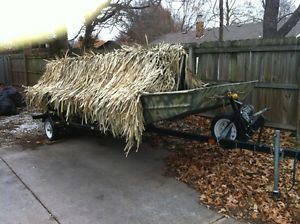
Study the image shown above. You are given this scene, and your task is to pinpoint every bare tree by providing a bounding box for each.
[205,0,264,27]
[118,5,179,44]
[225,0,237,26]
[164,0,261,33]
[263,0,300,38]
[263,0,280,37]
[79,0,161,49]
[223,0,264,25]
[261,0,297,20]
[219,0,224,41]
[278,0,296,21]
[242,1,264,23]
[165,0,207,32]
[48,27,69,55]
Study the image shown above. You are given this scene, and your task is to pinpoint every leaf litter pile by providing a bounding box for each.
[150,115,300,224]
[26,44,203,155]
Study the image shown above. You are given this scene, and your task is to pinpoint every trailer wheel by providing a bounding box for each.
[44,117,60,141]
[211,113,245,141]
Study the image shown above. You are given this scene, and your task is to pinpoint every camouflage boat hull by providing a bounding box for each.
[141,81,257,124]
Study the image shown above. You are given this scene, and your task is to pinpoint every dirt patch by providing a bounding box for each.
[0,85,48,149]
[0,112,47,149]
[150,115,300,224]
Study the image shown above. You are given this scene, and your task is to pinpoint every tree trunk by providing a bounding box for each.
[263,0,280,38]
[49,27,68,56]
[219,0,224,41]
[225,0,230,26]
[82,21,95,50]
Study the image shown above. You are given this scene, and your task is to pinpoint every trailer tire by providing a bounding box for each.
[211,113,247,141]
[44,117,60,141]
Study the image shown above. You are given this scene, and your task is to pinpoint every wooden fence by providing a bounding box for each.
[187,37,300,137]
[0,48,111,86]
[0,53,48,86]
[1,38,300,137]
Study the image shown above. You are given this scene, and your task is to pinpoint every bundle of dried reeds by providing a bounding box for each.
[26,44,203,155]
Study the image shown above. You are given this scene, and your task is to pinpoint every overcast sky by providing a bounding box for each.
[68,0,300,41]
[0,0,299,47]
[0,0,109,48]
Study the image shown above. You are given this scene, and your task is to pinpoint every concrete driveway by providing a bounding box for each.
[0,135,239,224]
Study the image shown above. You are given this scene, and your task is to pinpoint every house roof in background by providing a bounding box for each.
[152,21,300,44]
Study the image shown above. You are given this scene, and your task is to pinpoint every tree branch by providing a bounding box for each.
[277,4,300,37]
[278,12,294,21]
[69,25,85,41]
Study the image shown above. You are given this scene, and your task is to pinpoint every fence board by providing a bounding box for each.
[26,56,48,85]
[0,55,9,84]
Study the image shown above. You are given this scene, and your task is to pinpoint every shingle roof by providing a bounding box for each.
[152,21,300,44]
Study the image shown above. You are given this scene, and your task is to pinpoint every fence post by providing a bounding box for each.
[23,53,29,86]
[4,55,9,85]
[188,46,196,74]
[297,88,300,147]
[7,55,13,85]
[296,42,300,148]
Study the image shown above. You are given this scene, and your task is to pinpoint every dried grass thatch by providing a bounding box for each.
[26,44,203,155]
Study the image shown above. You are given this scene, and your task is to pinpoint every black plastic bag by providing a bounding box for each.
[0,87,24,116]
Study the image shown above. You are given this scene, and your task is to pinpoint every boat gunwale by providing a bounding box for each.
[141,80,258,97]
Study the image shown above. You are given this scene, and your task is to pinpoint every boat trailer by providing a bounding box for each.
[33,90,299,199]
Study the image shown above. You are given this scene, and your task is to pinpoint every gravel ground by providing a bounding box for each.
[0,111,45,149]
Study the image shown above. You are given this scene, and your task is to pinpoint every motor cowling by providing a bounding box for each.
[240,104,265,136]
[240,104,255,124]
